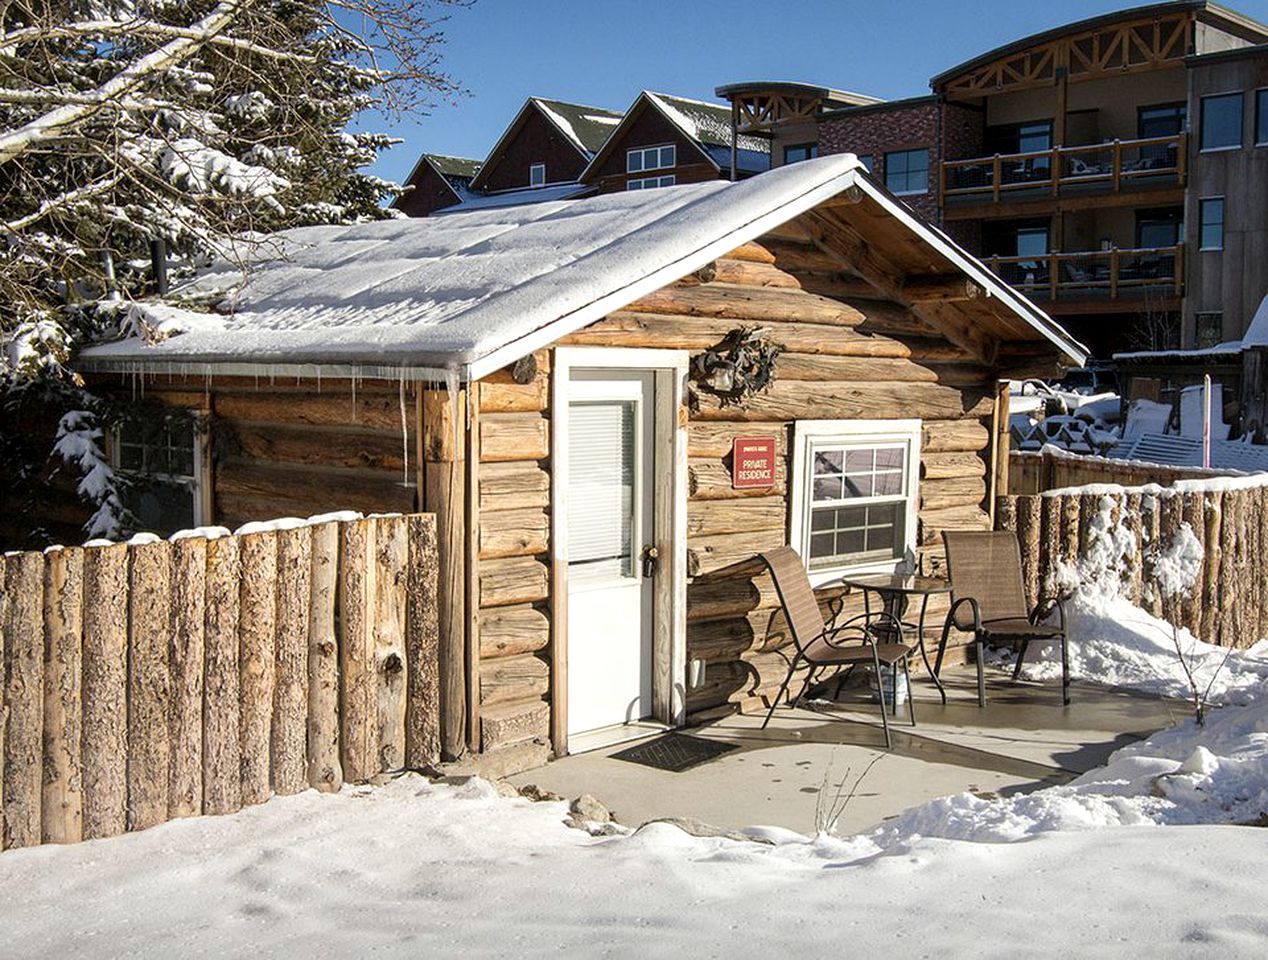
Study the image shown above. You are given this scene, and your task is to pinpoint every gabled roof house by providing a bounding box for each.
[392,153,482,218]
[79,156,1085,770]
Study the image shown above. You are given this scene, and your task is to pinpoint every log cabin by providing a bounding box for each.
[77,155,1087,772]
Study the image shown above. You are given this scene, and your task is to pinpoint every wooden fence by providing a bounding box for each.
[0,512,439,852]
[1009,448,1239,495]
[996,479,1266,650]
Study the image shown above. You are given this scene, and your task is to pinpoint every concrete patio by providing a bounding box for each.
[508,665,1182,837]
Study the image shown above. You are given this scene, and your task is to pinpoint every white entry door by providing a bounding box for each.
[566,370,656,736]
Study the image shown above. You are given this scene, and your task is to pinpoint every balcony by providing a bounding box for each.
[983,245,1183,305]
[942,134,1186,204]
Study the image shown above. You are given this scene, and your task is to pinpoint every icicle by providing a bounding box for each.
[399,374,410,487]
[351,372,357,423]
[446,366,462,464]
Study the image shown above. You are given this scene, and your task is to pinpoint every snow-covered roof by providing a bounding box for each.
[427,154,482,181]
[532,98,623,155]
[1114,432,1268,473]
[1115,296,1268,361]
[78,155,1087,382]
[437,182,593,213]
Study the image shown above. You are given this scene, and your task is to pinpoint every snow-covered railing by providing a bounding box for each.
[1010,446,1242,495]
[996,473,1268,650]
[0,512,439,853]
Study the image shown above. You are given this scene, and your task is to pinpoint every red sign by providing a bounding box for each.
[732,436,777,489]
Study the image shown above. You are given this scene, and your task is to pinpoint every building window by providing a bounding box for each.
[789,419,920,584]
[1138,103,1187,139]
[784,142,818,165]
[627,144,675,174]
[1015,225,1049,258]
[529,163,546,187]
[627,175,675,191]
[1256,89,1267,146]
[1200,93,1243,150]
[112,416,204,534]
[1199,198,1224,250]
[985,121,1052,155]
[1195,312,1224,349]
[884,148,929,195]
[1135,207,1183,249]
[856,154,873,173]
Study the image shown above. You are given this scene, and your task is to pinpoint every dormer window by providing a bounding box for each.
[627,145,675,174]
[530,163,546,187]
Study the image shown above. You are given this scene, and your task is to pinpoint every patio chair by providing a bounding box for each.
[934,530,1070,708]
[758,546,916,749]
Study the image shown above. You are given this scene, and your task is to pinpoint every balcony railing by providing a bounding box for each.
[942,134,1186,200]
[984,245,1183,301]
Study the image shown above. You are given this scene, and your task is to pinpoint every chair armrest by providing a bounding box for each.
[823,611,904,648]
[945,596,982,634]
[1030,595,1068,633]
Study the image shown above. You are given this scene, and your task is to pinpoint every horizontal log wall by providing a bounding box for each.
[562,238,1000,720]
[209,381,418,529]
[997,482,1268,649]
[474,351,552,752]
[0,512,439,854]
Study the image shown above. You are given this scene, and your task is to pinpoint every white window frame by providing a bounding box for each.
[529,162,546,187]
[884,148,930,196]
[790,419,921,586]
[627,174,676,191]
[626,144,676,174]
[111,413,207,529]
[1198,196,1225,251]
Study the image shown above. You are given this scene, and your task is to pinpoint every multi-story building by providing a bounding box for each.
[718,1,1268,359]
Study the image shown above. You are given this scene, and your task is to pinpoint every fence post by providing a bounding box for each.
[42,547,84,844]
[238,532,276,806]
[307,522,342,792]
[82,543,129,838]
[3,551,43,849]
[273,526,312,796]
[168,537,206,820]
[406,514,441,769]
[127,540,172,832]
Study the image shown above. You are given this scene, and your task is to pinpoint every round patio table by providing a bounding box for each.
[837,573,952,705]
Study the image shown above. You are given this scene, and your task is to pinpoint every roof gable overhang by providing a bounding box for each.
[579,92,719,184]
[468,98,595,192]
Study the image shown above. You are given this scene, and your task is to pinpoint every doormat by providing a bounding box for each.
[610,733,739,773]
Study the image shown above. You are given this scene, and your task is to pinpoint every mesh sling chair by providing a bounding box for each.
[935,530,1070,708]
[758,546,916,749]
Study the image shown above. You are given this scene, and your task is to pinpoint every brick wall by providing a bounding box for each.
[819,100,941,222]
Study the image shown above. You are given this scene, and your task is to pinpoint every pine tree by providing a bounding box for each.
[0,0,466,544]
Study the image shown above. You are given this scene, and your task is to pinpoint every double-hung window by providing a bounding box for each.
[1200,93,1243,150]
[790,420,921,584]
[112,415,205,534]
[627,144,675,174]
[1199,198,1224,250]
[884,148,929,195]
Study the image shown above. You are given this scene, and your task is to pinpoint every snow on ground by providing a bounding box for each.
[1,632,1266,957]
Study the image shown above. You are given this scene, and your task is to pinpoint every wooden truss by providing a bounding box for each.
[940,11,1194,99]
[734,93,823,134]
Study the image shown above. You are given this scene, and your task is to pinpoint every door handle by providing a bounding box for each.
[641,545,659,579]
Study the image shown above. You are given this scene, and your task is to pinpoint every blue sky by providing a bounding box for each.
[368,0,1268,184]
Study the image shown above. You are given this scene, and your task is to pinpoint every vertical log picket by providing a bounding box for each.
[374,517,408,771]
[238,533,277,806]
[203,536,242,815]
[168,537,206,820]
[406,514,441,768]
[339,519,377,782]
[127,540,172,832]
[1015,495,1041,610]
[307,522,342,792]
[4,551,43,848]
[272,526,311,796]
[0,555,5,849]
[81,543,128,839]
[42,547,84,844]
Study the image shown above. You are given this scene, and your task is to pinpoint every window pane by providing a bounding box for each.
[1201,93,1243,150]
[836,528,866,557]
[627,151,642,173]
[660,145,675,168]
[842,474,873,497]
[885,149,928,194]
[873,471,902,496]
[568,400,635,582]
[1200,198,1224,250]
[875,447,904,469]
[118,441,144,471]
[1258,90,1268,145]
[810,532,835,559]
[1016,227,1049,258]
[813,476,842,501]
[814,450,842,474]
[123,479,195,536]
[844,449,872,471]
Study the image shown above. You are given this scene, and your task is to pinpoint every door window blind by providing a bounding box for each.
[568,400,635,584]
